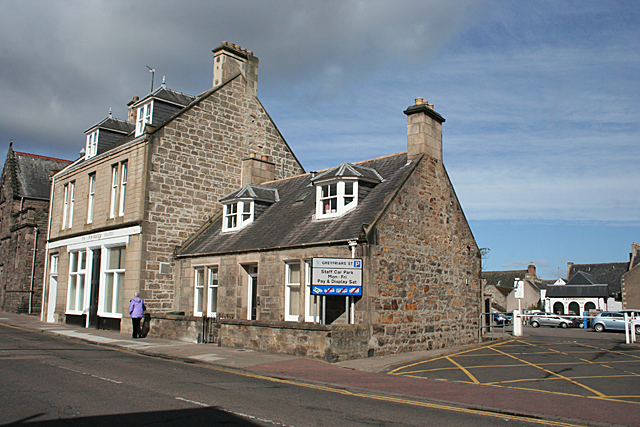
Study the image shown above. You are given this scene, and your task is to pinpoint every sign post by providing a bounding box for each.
[311,258,363,325]
[513,279,524,337]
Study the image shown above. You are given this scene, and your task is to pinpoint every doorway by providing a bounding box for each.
[88,249,101,328]
[248,265,258,320]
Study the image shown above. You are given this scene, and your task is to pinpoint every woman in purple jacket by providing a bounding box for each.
[129,292,145,339]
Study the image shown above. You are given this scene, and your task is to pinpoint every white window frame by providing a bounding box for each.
[85,130,99,159]
[285,261,301,322]
[304,261,321,322]
[62,183,69,229]
[194,267,205,317]
[135,102,153,136]
[207,266,219,317]
[68,181,75,228]
[118,162,127,217]
[222,200,254,232]
[100,246,126,317]
[66,250,87,314]
[109,165,118,219]
[87,173,96,224]
[47,254,59,323]
[315,179,358,219]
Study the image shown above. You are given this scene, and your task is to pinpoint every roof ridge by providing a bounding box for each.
[13,151,72,163]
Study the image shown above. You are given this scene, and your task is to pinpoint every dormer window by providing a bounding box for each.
[220,184,279,233]
[222,200,254,232]
[316,179,358,219]
[311,162,383,220]
[135,102,153,136]
[85,130,98,159]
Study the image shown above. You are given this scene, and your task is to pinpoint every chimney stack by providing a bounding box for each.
[403,97,445,162]
[127,96,139,123]
[241,154,275,186]
[212,41,259,96]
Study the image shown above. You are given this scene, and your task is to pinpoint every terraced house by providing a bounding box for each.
[176,98,482,361]
[42,42,304,334]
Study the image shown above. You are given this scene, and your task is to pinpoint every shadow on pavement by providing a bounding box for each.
[4,407,263,427]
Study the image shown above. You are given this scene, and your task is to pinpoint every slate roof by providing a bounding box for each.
[136,85,195,107]
[220,185,279,204]
[481,270,525,289]
[568,262,629,296]
[545,284,609,298]
[311,162,383,183]
[10,150,72,200]
[179,152,416,257]
[84,115,135,134]
[2,144,72,201]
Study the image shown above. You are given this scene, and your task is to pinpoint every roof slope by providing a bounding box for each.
[2,144,72,200]
[179,152,414,257]
[568,262,629,296]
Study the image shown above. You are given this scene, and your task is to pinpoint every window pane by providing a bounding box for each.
[196,287,203,313]
[70,252,78,273]
[115,273,124,314]
[79,251,86,270]
[289,286,300,316]
[243,202,251,213]
[68,276,77,311]
[329,183,337,196]
[77,275,85,310]
[345,182,353,195]
[104,273,113,312]
[209,287,218,313]
[288,263,300,284]
[195,268,204,287]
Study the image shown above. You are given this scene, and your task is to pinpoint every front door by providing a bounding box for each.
[88,249,101,328]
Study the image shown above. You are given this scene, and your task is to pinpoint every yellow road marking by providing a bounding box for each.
[488,345,607,397]
[445,356,480,384]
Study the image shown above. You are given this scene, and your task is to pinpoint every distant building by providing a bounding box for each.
[0,142,71,314]
[621,242,640,309]
[175,98,482,361]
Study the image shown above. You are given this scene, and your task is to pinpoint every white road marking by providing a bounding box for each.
[54,364,122,384]
[175,397,208,406]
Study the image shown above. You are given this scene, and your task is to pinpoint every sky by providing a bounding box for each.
[1,1,638,279]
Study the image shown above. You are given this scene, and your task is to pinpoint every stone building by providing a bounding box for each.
[175,98,482,361]
[0,142,71,314]
[42,42,304,332]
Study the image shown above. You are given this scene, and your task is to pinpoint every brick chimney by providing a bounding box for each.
[242,153,275,186]
[526,262,537,280]
[212,41,259,96]
[403,97,445,162]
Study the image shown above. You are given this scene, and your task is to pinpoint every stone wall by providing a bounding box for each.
[141,76,304,313]
[0,198,50,314]
[369,156,481,354]
[220,320,370,362]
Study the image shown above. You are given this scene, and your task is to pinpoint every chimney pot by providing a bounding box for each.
[249,152,256,158]
[261,155,269,161]
[415,97,423,105]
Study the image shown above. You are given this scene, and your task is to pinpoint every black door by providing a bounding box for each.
[88,249,101,328]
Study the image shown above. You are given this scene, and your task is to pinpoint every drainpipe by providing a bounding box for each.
[40,174,56,322]
[29,227,38,314]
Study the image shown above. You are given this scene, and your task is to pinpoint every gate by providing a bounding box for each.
[201,314,234,344]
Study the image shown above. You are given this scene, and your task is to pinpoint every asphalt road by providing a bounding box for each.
[0,324,567,427]
[389,325,640,405]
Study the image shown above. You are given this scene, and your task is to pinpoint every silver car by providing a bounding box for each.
[592,311,640,333]
[529,312,575,329]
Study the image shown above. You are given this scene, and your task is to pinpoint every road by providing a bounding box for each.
[0,324,568,427]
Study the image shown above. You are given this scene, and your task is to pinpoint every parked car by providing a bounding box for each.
[492,312,512,326]
[592,311,640,333]
[529,312,578,328]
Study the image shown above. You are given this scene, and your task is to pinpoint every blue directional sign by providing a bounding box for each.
[311,258,363,296]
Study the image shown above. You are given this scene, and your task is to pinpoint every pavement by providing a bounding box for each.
[1,311,638,427]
